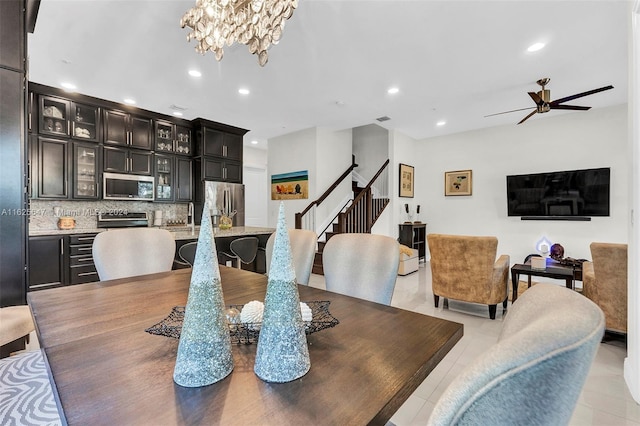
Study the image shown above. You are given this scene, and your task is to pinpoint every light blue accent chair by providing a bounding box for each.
[427,283,605,426]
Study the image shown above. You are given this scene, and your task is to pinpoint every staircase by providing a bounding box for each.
[295,159,390,275]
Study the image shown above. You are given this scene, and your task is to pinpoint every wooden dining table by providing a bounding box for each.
[28,266,463,425]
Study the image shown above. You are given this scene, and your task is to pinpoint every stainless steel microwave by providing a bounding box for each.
[103,172,154,201]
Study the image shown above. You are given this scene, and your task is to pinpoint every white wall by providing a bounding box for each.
[413,104,628,264]
[267,127,352,231]
[243,146,268,227]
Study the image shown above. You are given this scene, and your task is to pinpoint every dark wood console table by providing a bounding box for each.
[511,259,582,302]
[398,223,427,261]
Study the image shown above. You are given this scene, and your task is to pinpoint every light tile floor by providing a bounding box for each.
[308,262,639,426]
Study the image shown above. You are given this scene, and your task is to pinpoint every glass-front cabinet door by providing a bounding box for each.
[175,125,191,156]
[39,95,70,137]
[155,154,174,202]
[71,103,99,142]
[155,121,174,153]
[73,142,99,199]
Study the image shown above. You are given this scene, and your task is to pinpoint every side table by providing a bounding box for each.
[511,259,582,302]
[398,222,427,262]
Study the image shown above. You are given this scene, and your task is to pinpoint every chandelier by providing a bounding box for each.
[180,0,299,67]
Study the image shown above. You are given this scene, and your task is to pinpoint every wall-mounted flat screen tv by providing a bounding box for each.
[507,167,610,218]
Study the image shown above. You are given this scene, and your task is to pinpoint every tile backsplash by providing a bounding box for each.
[29,200,189,232]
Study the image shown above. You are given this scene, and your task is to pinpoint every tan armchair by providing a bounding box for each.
[582,242,628,334]
[427,234,510,319]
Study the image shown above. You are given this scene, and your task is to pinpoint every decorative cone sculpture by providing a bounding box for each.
[254,202,310,382]
[173,200,233,387]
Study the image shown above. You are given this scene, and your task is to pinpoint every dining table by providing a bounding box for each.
[28,266,463,425]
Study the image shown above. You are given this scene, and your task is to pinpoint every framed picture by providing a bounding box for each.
[444,170,472,196]
[271,170,309,200]
[399,163,414,198]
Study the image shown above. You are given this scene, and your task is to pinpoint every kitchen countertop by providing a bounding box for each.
[29,226,275,239]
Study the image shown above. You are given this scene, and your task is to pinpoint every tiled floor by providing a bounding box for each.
[308,262,640,426]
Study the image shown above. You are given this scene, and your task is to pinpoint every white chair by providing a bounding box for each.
[427,283,605,426]
[0,305,34,358]
[322,233,399,305]
[92,228,175,280]
[265,229,317,285]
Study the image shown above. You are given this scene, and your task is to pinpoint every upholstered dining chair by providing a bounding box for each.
[177,241,198,267]
[427,283,605,426]
[265,229,317,285]
[92,228,175,280]
[0,305,34,358]
[582,242,628,334]
[427,233,509,319]
[322,233,399,305]
[220,236,259,269]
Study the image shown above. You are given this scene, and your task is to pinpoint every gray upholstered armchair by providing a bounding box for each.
[582,242,628,334]
[427,234,509,319]
[427,283,605,425]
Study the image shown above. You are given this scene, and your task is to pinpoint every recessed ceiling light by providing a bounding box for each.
[527,42,545,52]
[173,111,184,117]
[387,87,399,95]
[251,140,258,145]
[238,88,250,95]
[123,98,136,105]
[188,69,202,77]
[436,120,446,126]
[60,82,76,91]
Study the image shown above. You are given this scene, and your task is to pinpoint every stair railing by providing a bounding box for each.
[295,161,358,230]
[337,159,389,233]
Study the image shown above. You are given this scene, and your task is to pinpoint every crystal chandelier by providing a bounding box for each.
[180,0,299,67]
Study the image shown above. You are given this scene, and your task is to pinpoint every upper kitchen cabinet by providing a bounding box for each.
[192,118,248,161]
[155,121,192,156]
[104,109,152,150]
[175,125,192,156]
[37,95,100,142]
[39,95,70,137]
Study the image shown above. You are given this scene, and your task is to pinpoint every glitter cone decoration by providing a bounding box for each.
[173,199,233,387]
[254,202,310,382]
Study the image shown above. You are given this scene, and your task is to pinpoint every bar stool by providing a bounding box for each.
[221,237,259,270]
[178,241,198,267]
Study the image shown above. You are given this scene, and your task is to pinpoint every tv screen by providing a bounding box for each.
[507,167,610,217]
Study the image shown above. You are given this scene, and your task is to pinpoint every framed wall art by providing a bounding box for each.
[399,163,414,198]
[444,170,472,196]
[271,170,309,200]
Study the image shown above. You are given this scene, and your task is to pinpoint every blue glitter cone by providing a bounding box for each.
[173,199,233,387]
[254,202,310,382]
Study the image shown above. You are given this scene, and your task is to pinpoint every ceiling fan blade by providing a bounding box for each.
[517,110,538,125]
[550,85,614,105]
[484,107,535,118]
[528,91,544,106]
[550,104,591,111]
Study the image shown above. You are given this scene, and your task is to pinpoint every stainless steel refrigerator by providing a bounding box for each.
[195,181,245,227]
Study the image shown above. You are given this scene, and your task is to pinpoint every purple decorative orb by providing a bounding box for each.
[550,243,565,261]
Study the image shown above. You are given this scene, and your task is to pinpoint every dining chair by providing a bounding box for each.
[322,233,399,305]
[92,228,176,280]
[177,241,198,267]
[427,283,604,426]
[0,305,34,358]
[265,229,317,285]
[220,236,259,269]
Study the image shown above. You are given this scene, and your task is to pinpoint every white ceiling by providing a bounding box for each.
[28,0,630,150]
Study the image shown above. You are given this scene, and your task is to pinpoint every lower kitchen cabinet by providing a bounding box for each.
[28,233,99,290]
[28,235,66,290]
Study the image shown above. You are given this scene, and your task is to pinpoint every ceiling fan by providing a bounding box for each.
[486,78,614,124]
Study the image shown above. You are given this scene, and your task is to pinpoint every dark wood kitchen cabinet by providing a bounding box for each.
[32,136,69,199]
[176,156,193,202]
[103,146,152,175]
[72,142,100,199]
[38,95,100,142]
[104,109,152,150]
[28,235,66,290]
[197,127,243,160]
[28,233,99,290]
[154,153,174,202]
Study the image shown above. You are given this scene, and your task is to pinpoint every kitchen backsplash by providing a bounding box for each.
[29,200,189,232]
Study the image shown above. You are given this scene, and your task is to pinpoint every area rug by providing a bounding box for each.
[0,350,62,425]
